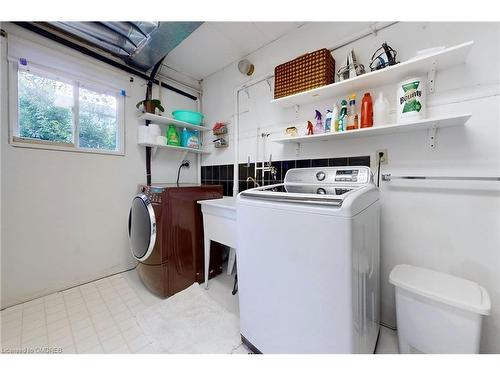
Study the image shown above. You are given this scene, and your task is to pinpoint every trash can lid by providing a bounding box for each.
[389,264,491,315]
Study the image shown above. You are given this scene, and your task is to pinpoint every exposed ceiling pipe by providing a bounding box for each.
[12,22,199,101]
[327,21,399,52]
[144,57,166,186]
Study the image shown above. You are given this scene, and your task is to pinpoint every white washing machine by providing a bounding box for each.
[236,166,380,353]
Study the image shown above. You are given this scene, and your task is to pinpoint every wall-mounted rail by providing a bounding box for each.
[382,174,500,182]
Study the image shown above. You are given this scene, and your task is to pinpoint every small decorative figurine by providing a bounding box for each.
[286,126,298,137]
[307,121,314,135]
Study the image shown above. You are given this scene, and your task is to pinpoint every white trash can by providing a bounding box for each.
[389,264,491,354]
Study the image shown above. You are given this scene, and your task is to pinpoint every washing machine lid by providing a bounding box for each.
[128,194,157,261]
[240,166,374,206]
[240,183,357,206]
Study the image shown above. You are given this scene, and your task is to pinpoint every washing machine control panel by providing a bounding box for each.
[140,186,163,204]
[285,166,372,185]
[334,168,369,183]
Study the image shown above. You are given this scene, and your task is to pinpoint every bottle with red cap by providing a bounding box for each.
[361,92,373,128]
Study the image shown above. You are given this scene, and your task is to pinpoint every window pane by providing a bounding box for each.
[18,70,74,143]
[78,88,118,151]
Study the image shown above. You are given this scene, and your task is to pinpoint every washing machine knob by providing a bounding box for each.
[316,171,326,181]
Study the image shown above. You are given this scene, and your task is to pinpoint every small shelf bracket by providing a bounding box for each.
[149,145,158,158]
[428,61,437,93]
[427,123,437,149]
[295,141,301,156]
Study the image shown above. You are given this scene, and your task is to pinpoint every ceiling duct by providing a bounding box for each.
[44,21,203,72]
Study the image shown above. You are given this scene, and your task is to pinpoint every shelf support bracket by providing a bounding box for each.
[428,61,437,93]
[150,146,158,159]
[295,142,301,156]
[427,123,437,149]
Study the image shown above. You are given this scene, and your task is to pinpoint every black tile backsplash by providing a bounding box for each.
[329,157,348,167]
[201,155,370,196]
[348,156,370,166]
[311,158,329,167]
[281,160,296,179]
[296,159,312,168]
[212,165,220,181]
[220,164,228,181]
[204,165,213,180]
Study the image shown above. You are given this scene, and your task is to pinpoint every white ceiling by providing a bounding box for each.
[162,22,304,81]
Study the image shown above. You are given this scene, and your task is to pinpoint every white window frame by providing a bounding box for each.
[8,60,126,156]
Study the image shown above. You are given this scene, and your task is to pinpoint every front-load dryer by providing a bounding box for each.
[128,184,223,298]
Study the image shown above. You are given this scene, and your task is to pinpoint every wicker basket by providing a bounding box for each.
[274,48,335,99]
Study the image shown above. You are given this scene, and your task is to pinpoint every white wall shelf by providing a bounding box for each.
[272,114,471,148]
[138,112,211,132]
[271,41,473,108]
[138,142,211,155]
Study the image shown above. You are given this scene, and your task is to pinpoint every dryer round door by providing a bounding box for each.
[128,194,157,261]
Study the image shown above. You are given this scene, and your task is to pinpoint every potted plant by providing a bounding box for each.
[136,99,165,114]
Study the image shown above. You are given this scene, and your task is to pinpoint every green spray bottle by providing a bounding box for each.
[338,99,348,132]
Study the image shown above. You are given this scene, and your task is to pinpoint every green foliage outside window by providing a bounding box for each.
[18,70,118,151]
[18,71,73,143]
[79,88,117,150]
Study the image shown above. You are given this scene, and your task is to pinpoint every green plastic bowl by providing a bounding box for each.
[172,110,204,125]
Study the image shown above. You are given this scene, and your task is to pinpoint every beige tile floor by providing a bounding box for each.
[1,272,158,354]
[1,267,398,354]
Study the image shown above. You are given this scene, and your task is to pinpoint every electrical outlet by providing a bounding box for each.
[182,159,190,168]
[376,149,388,165]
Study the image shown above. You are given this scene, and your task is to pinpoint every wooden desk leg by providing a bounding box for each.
[204,236,211,289]
[227,247,236,275]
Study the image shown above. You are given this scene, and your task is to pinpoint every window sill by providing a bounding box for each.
[10,137,125,156]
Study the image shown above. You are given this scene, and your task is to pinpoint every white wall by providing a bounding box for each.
[201,22,500,353]
[0,23,200,308]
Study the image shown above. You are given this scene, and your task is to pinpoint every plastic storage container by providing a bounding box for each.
[389,264,490,353]
[172,110,204,125]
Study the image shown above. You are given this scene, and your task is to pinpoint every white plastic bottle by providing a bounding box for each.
[374,92,389,126]
[331,103,339,132]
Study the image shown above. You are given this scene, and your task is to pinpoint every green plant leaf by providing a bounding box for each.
[136,100,145,109]
[157,104,165,112]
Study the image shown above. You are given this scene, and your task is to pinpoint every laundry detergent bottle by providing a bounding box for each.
[360,93,373,128]
[167,124,180,146]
